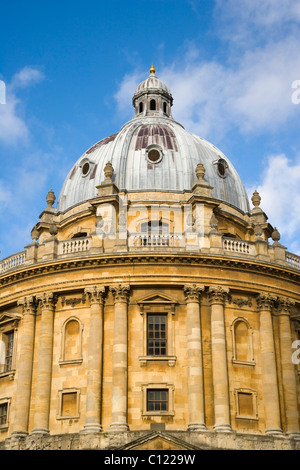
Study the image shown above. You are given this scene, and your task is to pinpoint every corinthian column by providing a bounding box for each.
[208,286,232,432]
[184,284,207,431]
[81,286,106,433]
[277,297,300,437]
[109,284,130,432]
[11,297,36,438]
[257,293,282,435]
[31,293,56,435]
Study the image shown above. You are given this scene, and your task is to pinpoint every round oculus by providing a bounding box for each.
[217,159,227,177]
[148,149,161,163]
[82,162,90,176]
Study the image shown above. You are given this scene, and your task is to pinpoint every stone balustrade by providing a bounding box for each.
[58,237,91,255]
[0,251,26,274]
[223,237,255,256]
[286,252,300,270]
[1,237,300,275]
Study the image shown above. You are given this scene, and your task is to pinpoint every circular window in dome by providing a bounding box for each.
[217,158,227,178]
[146,145,163,164]
[80,158,93,177]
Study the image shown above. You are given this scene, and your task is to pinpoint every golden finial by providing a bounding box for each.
[149,64,156,75]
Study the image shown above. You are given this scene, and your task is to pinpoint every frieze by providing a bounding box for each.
[227,295,252,308]
[61,293,87,308]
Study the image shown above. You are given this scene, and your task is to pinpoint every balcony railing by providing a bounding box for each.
[286,252,300,270]
[58,237,91,255]
[129,233,181,248]
[223,237,255,256]
[0,251,26,274]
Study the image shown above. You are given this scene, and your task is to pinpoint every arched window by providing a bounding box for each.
[163,102,167,114]
[60,317,83,364]
[231,317,255,365]
[150,99,156,110]
[139,102,143,113]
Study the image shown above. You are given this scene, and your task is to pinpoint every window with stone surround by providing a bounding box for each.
[234,388,258,420]
[57,388,80,420]
[141,383,174,416]
[137,293,177,366]
[59,317,83,365]
[231,317,255,366]
[0,398,11,430]
[0,313,21,378]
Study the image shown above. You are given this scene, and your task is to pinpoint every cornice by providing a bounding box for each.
[0,253,299,292]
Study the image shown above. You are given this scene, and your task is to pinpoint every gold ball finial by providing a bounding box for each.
[149,64,156,75]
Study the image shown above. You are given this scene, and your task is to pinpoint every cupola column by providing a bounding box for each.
[208,286,232,432]
[81,286,106,433]
[11,297,36,438]
[108,284,130,432]
[277,297,300,437]
[184,284,208,431]
[31,293,57,435]
[257,293,283,435]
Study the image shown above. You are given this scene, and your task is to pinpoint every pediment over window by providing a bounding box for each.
[137,292,178,305]
[0,313,22,327]
[118,431,202,451]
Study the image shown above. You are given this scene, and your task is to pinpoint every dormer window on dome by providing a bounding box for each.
[79,158,94,177]
[146,144,163,164]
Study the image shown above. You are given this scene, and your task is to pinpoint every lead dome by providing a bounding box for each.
[57,67,250,214]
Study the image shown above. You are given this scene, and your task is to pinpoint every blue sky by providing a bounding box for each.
[0,0,299,260]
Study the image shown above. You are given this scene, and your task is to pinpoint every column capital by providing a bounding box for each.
[256,293,277,311]
[17,296,36,315]
[276,297,295,316]
[184,284,205,303]
[36,292,57,310]
[84,286,106,305]
[110,284,130,303]
[208,286,230,305]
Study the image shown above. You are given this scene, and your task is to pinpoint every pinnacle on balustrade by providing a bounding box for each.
[251,190,261,209]
[271,227,280,243]
[46,189,56,208]
[104,161,114,181]
[195,162,206,181]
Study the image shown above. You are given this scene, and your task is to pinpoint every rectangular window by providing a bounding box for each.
[147,314,167,356]
[0,403,8,426]
[4,331,14,372]
[61,392,77,417]
[147,389,168,412]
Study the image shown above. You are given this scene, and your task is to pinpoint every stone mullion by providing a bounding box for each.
[277,297,300,437]
[184,284,207,431]
[257,293,283,435]
[109,284,130,432]
[81,286,106,433]
[11,297,36,438]
[208,286,232,433]
[31,293,56,435]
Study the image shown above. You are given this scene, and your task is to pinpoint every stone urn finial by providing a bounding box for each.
[272,227,280,243]
[49,223,58,238]
[195,163,205,181]
[251,190,261,209]
[104,161,114,182]
[46,189,56,208]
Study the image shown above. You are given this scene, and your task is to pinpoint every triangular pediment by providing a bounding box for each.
[137,292,178,305]
[118,431,201,451]
[0,312,22,326]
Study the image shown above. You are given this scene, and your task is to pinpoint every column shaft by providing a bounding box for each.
[184,284,207,431]
[278,298,299,436]
[109,285,130,432]
[257,293,282,435]
[82,287,105,433]
[32,293,56,435]
[209,286,232,432]
[12,297,36,437]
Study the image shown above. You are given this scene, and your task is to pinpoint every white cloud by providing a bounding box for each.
[247,154,300,255]
[0,67,44,146]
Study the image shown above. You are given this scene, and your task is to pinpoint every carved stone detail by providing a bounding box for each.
[208,286,230,305]
[110,284,130,303]
[183,284,205,303]
[84,286,106,305]
[36,293,57,310]
[277,297,295,315]
[256,293,277,311]
[17,296,36,315]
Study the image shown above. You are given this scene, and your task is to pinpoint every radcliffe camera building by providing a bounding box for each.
[0,66,299,451]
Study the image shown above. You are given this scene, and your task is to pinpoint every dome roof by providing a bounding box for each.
[133,65,172,97]
[57,68,250,214]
